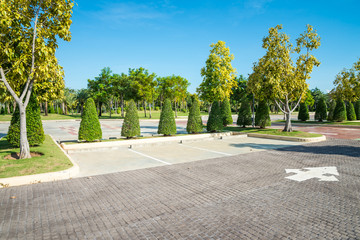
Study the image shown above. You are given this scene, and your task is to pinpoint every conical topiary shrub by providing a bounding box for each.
[78,98,102,141]
[355,100,360,120]
[327,100,336,121]
[186,97,203,133]
[158,99,176,136]
[298,102,309,121]
[207,101,223,132]
[346,102,356,121]
[333,99,347,122]
[7,92,45,147]
[221,98,233,126]
[314,98,327,122]
[255,100,271,128]
[121,100,140,138]
[237,99,252,127]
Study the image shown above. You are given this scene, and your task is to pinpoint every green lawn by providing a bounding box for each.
[0,135,73,178]
[224,126,323,138]
[274,120,360,126]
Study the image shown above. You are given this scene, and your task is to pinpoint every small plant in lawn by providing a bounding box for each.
[186,97,203,133]
[158,99,176,136]
[315,97,327,122]
[333,99,347,122]
[221,98,233,126]
[207,101,223,132]
[121,100,140,138]
[346,102,356,121]
[78,98,102,141]
[298,102,309,121]
[237,99,252,127]
[255,100,271,128]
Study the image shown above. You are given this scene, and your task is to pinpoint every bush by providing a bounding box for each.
[237,99,252,127]
[186,97,203,133]
[0,107,5,115]
[221,98,233,126]
[355,100,360,120]
[139,107,144,111]
[333,99,347,122]
[121,100,140,138]
[327,101,336,121]
[7,93,45,147]
[48,105,55,114]
[155,106,160,111]
[78,98,102,141]
[116,108,121,114]
[346,102,356,121]
[158,99,176,136]
[255,100,271,128]
[298,102,309,121]
[207,101,223,132]
[315,98,327,122]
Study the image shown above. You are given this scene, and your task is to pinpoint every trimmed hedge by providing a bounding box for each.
[314,98,327,122]
[255,100,271,128]
[186,97,203,133]
[221,98,233,126]
[237,99,252,127]
[121,100,140,138]
[298,102,309,121]
[78,98,102,141]
[7,93,45,147]
[355,100,360,120]
[158,99,176,136]
[207,101,223,132]
[346,102,356,121]
[327,100,336,121]
[333,99,347,122]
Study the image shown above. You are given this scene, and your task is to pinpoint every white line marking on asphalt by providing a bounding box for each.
[128,149,171,165]
[179,144,232,156]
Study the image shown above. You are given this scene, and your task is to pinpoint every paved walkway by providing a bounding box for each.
[1,139,359,239]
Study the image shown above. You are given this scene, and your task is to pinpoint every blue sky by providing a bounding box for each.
[56,0,360,94]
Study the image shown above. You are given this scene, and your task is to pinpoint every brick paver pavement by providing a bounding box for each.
[1,139,359,239]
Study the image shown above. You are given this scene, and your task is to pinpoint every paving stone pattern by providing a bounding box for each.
[1,139,360,239]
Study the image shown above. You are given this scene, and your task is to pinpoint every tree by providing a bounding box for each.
[186,96,203,133]
[198,41,237,103]
[346,102,356,121]
[221,98,233,126]
[207,101,223,132]
[78,98,102,141]
[158,99,176,136]
[327,100,336,121]
[63,88,77,115]
[255,100,271,128]
[314,97,327,122]
[248,25,320,132]
[298,102,309,121]
[310,87,324,111]
[8,92,44,147]
[355,100,360,120]
[237,99,252,127]
[112,73,131,118]
[76,89,89,115]
[121,100,140,138]
[230,75,248,112]
[0,0,74,158]
[333,99,347,122]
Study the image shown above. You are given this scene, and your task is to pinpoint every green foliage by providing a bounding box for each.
[207,102,223,132]
[186,97,203,133]
[327,101,336,121]
[0,107,5,115]
[158,99,176,136]
[48,105,55,114]
[255,101,271,128]
[121,100,140,138]
[155,106,160,111]
[315,98,327,122]
[237,99,252,127]
[221,98,233,126]
[346,102,356,121]
[355,100,360,120]
[7,93,45,147]
[298,102,309,121]
[78,98,102,141]
[333,99,347,122]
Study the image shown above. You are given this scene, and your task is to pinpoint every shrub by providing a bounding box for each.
[155,106,160,111]
[116,108,121,114]
[315,98,327,122]
[139,107,144,111]
[158,99,176,136]
[355,100,360,120]
[298,102,309,121]
[333,99,347,122]
[78,98,102,141]
[255,100,271,128]
[7,93,45,147]
[346,102,356,121]
[121,100,140,138]
[221,98,233,126]
[207,101,223,132]
[48,105,55,114]
[186,97,203,133]
[0,107,5,115]
[237,99,252,127]
[327,101,336,121]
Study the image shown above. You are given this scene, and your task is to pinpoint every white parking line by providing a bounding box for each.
[128,149,171,165]
[179,144,232,156]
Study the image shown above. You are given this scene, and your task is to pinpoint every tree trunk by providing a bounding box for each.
[109,99,113,118]
[98,102,102,117]
[149,102,152,119]
[19,105,31,159]
[6,102,10,114]
[143,101,147,118]
[174,101,178,118]
[13,101,16,112]
[121,95,124,118]
[44,101,48,116]
[283,111,292,132]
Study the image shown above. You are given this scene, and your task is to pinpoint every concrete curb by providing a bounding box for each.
[0,135,79,188]
[247,133,326,142]
[62,132,247,153]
